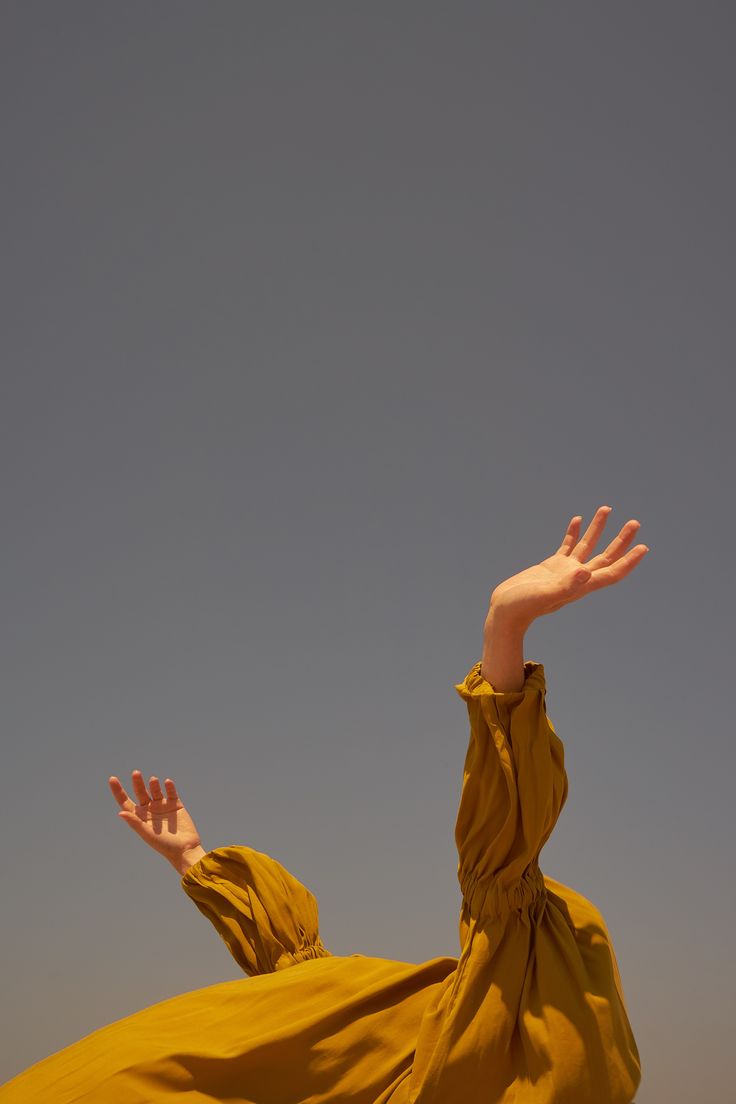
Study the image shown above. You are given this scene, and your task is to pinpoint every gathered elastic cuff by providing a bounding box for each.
[454,660,546,702]
[180,847,217,883]
[178,847,250,892]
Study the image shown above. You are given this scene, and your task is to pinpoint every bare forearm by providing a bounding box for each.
[480,600,530,692]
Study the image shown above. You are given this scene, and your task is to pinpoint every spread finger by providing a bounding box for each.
[572,505,612,561]
[108,776,134,810]
[556,516,582,556]
[588,520,641,569]
[587,544,649,589]
[149,776,165,801]
[131,770,151,805]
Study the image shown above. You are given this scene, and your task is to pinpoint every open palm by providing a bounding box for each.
[108,771,202,867]
[490,505,649,626]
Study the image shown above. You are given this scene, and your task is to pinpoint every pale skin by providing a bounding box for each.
[108,772,207,875]
[109,505,648,875]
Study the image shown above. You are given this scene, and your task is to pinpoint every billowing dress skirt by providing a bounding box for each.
[0,661,641,1103]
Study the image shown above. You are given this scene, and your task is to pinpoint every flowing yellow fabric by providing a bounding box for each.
[0,661,641,1103]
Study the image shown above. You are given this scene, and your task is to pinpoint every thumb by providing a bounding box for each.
[118,810,146,834]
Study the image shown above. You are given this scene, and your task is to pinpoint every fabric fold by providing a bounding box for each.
[394,659,640,1103]
[0,658,641,1104]
[453,659,568,930]
[181,845,332,976]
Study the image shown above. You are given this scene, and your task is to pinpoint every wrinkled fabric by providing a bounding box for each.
[0,661,641,1103]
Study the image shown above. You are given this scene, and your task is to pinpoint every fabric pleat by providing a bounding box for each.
[0,660,641,1103]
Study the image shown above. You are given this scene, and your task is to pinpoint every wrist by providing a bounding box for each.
[485,594,534,638]
[170,845,207,877]
[481,600,529,692]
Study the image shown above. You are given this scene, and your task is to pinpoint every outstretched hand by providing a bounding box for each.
[108,771,206,875]
[488,505,649,630]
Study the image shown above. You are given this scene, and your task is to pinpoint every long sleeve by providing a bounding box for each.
[0,661,639,1104]
[453,660,569,936]
[403,660,640,1103]
[181,845,332,976]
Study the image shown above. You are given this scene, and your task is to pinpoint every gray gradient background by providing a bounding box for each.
[1,4,733,1100]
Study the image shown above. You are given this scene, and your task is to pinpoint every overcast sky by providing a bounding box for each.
[1,5,734,1101]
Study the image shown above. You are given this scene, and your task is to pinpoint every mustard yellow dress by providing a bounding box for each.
[0,661,641,1103]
